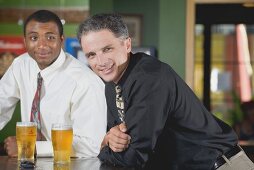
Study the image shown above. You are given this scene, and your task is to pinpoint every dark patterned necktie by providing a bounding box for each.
[30,72,45,141]
[115,85,125,123]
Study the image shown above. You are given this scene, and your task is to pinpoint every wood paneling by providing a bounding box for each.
[0,8,89,23]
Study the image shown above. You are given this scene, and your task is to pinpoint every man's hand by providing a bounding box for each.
[4,136,18,157]
[101,123,131,152]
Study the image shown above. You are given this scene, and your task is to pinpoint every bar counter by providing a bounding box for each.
[2,141,254,169]
[0,156,134,170]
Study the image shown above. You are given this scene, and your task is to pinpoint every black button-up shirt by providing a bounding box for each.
[98,52,237,169]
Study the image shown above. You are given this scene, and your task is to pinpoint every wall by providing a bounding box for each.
[0,0,89,37]
[0,0,89,8]
[90,0,114,14]
[159,0,186,78]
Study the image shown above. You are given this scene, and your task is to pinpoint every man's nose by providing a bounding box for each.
[37,37,47,48]
[96,55,107,66]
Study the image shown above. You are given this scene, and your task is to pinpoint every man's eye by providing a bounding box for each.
[30,36,38,41]
[47,36,56,40]
[104,48,112,52]
[87,54,95,59]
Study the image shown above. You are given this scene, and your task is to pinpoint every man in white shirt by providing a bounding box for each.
[0,10,107,158]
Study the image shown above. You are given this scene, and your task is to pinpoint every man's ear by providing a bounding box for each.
[60,35,64,41]
[23,38,27,48]
[126,37,132,53]
[60,35,64,47]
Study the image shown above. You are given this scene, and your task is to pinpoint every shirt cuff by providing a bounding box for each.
[36,141,53,157]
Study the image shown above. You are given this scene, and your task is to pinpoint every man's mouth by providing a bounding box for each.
[38,53,49,57]
[36,51,51,58]
[97,61,114,75]
[100,64,114,74]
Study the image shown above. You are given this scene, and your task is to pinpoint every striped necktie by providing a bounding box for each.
[115,85,125,123]
[30,72,45,141]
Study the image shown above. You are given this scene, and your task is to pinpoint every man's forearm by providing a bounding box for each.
[98,146,144,167]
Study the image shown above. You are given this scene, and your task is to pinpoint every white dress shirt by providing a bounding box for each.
[0,49,107,158]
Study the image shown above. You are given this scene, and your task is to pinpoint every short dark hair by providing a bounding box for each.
[77,13,129,44]
[23,10,63,36]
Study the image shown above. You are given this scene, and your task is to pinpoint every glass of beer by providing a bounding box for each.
[51,123,73,164]
[16,122,37,162]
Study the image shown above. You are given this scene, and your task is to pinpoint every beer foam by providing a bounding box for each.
[16,122,37,127]
[51,124,72,130]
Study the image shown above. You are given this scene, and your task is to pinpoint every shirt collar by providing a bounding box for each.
[117,52,141,87]
[36,49,66,86]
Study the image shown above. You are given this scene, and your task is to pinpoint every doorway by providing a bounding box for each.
[186,0,254,124]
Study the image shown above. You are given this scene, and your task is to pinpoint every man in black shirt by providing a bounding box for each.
[77,13,254,169]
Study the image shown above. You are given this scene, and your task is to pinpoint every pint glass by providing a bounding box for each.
[16,122,37,162]
[51,124,73,164]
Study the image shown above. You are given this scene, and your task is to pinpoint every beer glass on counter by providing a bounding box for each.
[16,122,37,162]
[51,123,73,164]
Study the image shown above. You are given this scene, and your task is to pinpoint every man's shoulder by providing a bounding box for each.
[132,52,162,75]
[135,52,174,73]
[63,53,104,86]
[128,53,177,85]
[11,52,35,69]
[64,54,92,76]
[13,52,31,62]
